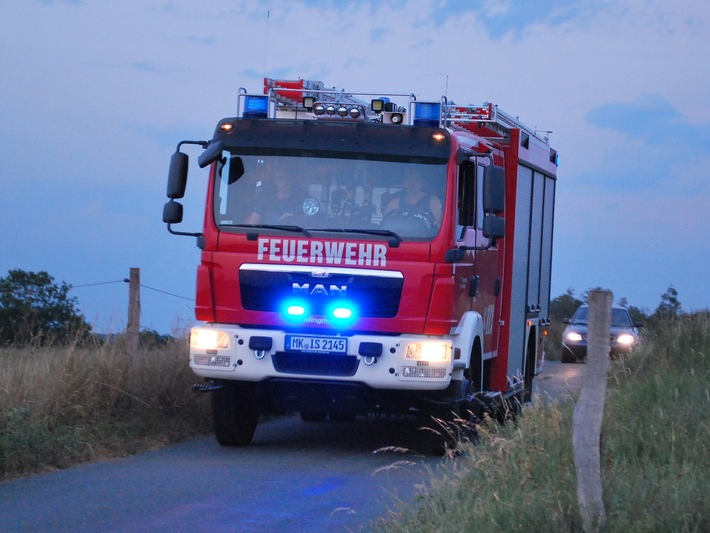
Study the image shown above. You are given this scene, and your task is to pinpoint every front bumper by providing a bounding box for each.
[189,323,455,391]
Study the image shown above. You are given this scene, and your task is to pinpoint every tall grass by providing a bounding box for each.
[0,337,211,481]
[375,313,710,532]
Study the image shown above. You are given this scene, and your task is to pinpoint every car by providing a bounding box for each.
[561,304,642,363]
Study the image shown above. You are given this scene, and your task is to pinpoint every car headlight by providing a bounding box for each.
[405,342,450,362]
[616,333,635,346]
[566,332,583,342]
[191,328,230,350]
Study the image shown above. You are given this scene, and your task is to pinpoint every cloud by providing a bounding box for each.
[587,94,710,148]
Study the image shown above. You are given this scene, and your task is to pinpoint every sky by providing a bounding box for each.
[1,0,709,334]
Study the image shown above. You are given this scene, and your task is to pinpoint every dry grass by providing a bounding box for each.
[375,313,710,532]
[0,337,211,481]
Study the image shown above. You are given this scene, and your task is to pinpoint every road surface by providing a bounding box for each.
[1,362,581,532]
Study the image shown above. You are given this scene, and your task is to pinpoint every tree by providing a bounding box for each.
[550,288,583,320]
[0,269,91,345]
[653,285,682,321]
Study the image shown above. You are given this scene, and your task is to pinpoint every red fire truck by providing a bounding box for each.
[164,78,558,447]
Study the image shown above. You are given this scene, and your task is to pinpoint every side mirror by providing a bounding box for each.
[163,200,183,224]
[167,152,188,199]
[197,140,224,168]
[482,215,505,239]
[483,165,505,214]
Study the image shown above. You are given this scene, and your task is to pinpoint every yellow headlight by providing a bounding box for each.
[617,333,635,346]
[191,329,230,350]
[405,342,449,362]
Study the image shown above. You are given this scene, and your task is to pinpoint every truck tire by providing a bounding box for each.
[211,382,259,446]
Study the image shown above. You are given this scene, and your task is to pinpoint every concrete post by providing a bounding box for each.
[572,290,611,532]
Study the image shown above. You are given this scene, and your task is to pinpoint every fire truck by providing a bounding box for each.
[163,78,558,447]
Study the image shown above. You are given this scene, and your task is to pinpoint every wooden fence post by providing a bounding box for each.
[572,290,611,532]
[127,267,140,359]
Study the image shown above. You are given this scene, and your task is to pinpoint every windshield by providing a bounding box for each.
[214,153,447,241]
[571,307,633,328]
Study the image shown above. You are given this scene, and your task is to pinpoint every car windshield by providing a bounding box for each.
[571,307,632,328]
[611,308,632,328]
[213,153,447,241]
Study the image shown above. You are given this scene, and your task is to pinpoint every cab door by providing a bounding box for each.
[456,162,502,361]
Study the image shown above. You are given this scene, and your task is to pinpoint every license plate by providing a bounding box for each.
[285,335,348,354]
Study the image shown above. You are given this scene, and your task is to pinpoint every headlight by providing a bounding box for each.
[566,332,583,342]
[616,333,635,346]
[405,342,450,362]
[191,328,230,350]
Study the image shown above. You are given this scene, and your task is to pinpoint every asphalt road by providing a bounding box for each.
[1,362,582,533]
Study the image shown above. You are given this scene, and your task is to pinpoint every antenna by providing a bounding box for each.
[262,11,270,77]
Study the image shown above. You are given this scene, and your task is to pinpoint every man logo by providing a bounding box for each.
[292,283,347,296]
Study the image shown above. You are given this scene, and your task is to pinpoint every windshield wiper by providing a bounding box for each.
[219,223,311,238]
[316,228,402,247]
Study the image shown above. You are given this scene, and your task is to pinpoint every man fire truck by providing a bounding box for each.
[163,78,558,447]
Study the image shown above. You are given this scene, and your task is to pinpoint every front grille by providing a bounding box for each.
[272,352,359,376]
[240,269,403,317]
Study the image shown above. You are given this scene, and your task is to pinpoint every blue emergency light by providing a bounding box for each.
[242,95,269,119]
[281,298,309,323]
[414,102,441,127]
[326,300,358,327]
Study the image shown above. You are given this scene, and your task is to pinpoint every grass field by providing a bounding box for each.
[2,315,709,532]
[375,313,710,532]
[0,337,211,481]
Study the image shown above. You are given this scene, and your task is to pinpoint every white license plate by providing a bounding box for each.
[285,335,348,354]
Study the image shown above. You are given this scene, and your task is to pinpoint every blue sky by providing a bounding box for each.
[1,0,708,334]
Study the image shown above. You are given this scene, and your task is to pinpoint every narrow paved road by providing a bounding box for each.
[1,362,581,533]
[535,360,584,402]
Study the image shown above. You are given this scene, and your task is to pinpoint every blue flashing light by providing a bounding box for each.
[332,307,353,320]
[414,102,441,127]
[281,298,309,323]
[326,300,358,327]
[287,304,306,316]
[243,95,269,119]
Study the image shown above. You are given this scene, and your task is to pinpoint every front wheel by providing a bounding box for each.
[211,382,259,446]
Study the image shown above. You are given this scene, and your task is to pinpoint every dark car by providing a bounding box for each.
[561,305,642,363]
